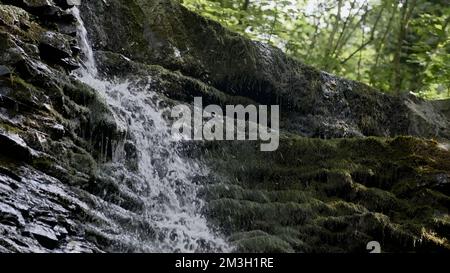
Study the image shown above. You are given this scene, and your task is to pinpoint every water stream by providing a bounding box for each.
[71,6,229,253]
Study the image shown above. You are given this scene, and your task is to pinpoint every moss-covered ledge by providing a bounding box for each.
[197,136,450,253]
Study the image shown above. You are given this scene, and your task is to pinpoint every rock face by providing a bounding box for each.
[0,166,99,252]
[0,1,112,252]
[80,0,450,139]
[0,0,449,253]
[200,137,450,252]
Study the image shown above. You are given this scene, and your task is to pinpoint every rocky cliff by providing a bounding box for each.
[0,0,449,253]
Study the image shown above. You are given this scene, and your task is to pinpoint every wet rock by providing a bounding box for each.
[0,166,99,253]
[49,123,65,139]
[26,223,59,249]
[1,0,450,254]
[59,57,79,71]
[404,93,449,137]
[81,0,450,140]
[124,140,138,169]
[39,6,76,23]
[0,65,11,77]
[204,137,450,252]
[2,0,75,23]
[0,203,25,227]
[55,22,78,37]
[22,0,55,8]
[1,0,53,14]
[0,32,27,65]
[434,173,450,195]
[54,0,80,10]
[14,59,54,86]
[0,166,22,182]
[39,31,78,70]
[0,130,33,162]
[53,225,68,238]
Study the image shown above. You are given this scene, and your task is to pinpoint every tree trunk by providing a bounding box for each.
[392,0,416,94]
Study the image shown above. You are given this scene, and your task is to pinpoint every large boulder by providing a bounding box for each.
[0,0,449,254]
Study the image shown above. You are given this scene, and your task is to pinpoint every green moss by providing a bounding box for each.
[67,149,97,176]
[233,234,294,253]
[63,80,97,106]
[9,75,38,102]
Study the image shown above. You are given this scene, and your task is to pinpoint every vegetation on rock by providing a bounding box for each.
[182,0,450,99]
[200,136,450,252]
[0,0,449,253]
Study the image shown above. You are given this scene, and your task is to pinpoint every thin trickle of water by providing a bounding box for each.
[72,7,97,76]
[71,7,229,252]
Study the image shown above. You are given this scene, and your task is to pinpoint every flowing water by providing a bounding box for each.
[71,7,229,253]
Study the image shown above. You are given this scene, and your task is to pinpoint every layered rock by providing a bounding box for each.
[0,1,122,252]
[199,136,450,252]
[78,0,450,253]
[80,0,450,139]
[0,0,449,253]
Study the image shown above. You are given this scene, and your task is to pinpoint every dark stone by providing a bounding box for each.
[0,32,27,66]
[54,0,80,10]
[48,123,65,139]
[80,0,450,140]
[22,0,55,8]
[0,65,11,77]
[56,22,78,37]
[59,57,79,71]
[38,31,79,71]
[41,7,76,23]
[1,0,450,254]
[0,167,22,182]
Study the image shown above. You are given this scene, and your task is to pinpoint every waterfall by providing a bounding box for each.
[70,7,229,253]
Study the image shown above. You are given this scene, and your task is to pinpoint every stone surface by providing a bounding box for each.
[54,0,80,10]
[0,0,449,254]
[39,31,79,70]
[0,65,11,77]
[81,0,450,140]
[200,137,450,252]
[0,167,100,252]
[2,0,76,23]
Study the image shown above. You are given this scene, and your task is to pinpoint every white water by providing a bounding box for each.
[71,7,97,76]
[71,7,229,252]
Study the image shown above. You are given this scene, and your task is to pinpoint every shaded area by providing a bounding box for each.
[200,136,450,252]
[0,0,449,253]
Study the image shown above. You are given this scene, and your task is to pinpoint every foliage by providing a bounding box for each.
[202,136,450,252]
[180,0,450,99]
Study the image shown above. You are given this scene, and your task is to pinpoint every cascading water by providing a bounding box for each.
[70,6,229,252]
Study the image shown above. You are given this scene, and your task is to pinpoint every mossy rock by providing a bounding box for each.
[81,0,450,139]
[231,231,295,253]
[202,136,450,252]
